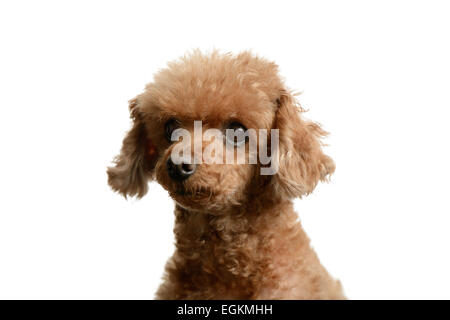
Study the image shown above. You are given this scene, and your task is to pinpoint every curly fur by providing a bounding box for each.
[107,50,345,299]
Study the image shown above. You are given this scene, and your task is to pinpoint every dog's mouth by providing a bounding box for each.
[167,185,217,210]
[174,186,214,199]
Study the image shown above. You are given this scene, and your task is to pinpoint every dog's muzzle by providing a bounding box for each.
[167,158,196,181]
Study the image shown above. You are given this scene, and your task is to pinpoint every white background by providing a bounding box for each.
[0,0,449,299]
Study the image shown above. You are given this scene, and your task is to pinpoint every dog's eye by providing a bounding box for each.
[165,119,180,142]
[225,122,248,147]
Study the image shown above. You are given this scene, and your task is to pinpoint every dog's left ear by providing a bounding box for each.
[272,89,335,198]
[107,98,156,198]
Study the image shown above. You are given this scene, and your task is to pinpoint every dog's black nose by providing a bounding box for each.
[167,158,196,181]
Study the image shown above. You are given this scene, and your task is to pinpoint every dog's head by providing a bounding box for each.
[107,51,334,212]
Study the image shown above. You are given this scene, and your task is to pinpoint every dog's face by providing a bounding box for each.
[107,51,335,212]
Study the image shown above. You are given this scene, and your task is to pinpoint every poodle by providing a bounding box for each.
[107,51,345,299]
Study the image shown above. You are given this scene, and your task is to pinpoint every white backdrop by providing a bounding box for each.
[1,0,449,299]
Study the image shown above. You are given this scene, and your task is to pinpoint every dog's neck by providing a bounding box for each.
[169,198,305,299]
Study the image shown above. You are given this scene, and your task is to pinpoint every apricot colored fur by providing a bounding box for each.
[107,51,345,299]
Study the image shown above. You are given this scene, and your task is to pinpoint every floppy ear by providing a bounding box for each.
[272,89,335,198]
[107,98,156,198]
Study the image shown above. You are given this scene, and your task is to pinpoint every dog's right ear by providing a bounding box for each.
[107,98,156,198]
[272,89,335,198]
